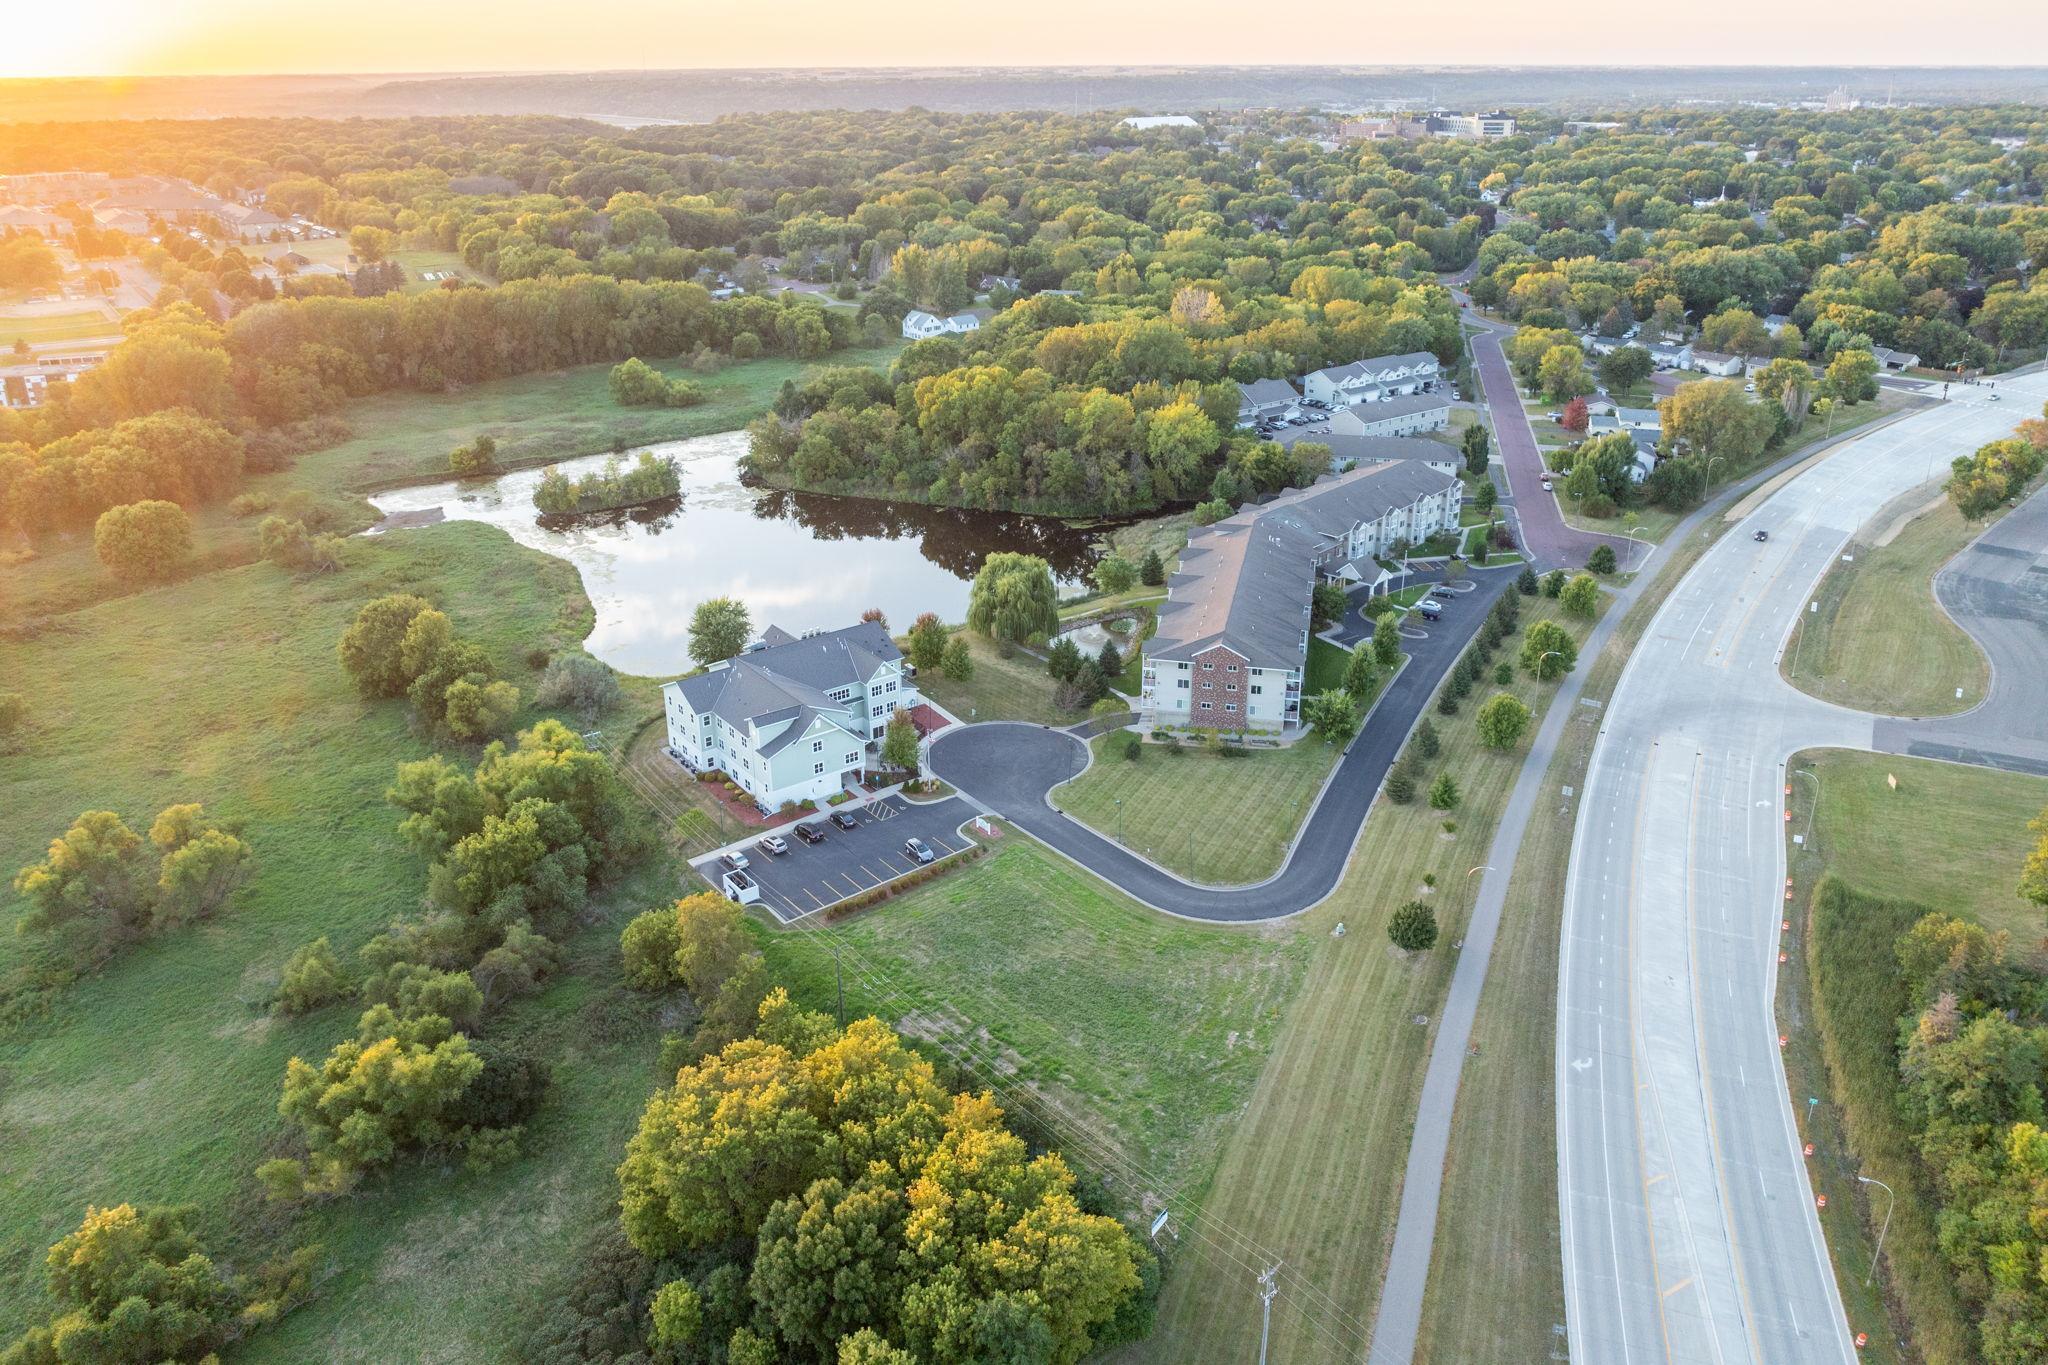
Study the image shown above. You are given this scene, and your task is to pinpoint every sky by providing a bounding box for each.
[6,0,2048,77]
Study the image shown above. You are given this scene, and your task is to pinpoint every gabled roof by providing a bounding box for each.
[1307,352,1441,388]
[666,621,901,732]
[1237,377,1301,407]
[1150,461,1459,673]
[1327,392,1451,425]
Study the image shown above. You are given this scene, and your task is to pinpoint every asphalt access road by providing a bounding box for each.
[1874,480,2048,776]
[927,570,1514,922]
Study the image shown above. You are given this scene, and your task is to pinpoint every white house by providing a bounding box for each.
[1870,345,1921,371]
[1324,392,1452,439]
[900,310,983,341]
[1141,461,1460,733]
[1587,408,1663,482]
[1688,350,1744,377]
[663,621,918,811]
[1648,342,1694,370]
[1300,352,1441,407]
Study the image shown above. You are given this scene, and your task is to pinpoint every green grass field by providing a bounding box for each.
[1054,734,1342,885]
[1,342,902,626]
[1138,596,1599,1365]
[914,632,1071,725]
[0,520,675,1347]
[1782,496,1991,717]
[0,307,118,347]
[390,248,490,293]
[760,836,1312,1215]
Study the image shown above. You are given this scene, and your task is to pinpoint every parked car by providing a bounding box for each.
[795,822,826,844]
[757,835,789,856]
[1545,411,1563,423]
[718,850,750,873]
[830,810,861,831]
[904,837,936,865]
[1418,600,1443,621]
[1753,529,1769,542]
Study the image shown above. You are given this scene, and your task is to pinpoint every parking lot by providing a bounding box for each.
[690,794,981,924]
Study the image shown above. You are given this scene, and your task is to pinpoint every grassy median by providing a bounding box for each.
[1781,496,1991,717]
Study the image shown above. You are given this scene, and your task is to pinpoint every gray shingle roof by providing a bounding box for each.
[667,621,899,732]
[1306,352,1440,387]
[1151,461,1458,674]
[1237,378,1302,407]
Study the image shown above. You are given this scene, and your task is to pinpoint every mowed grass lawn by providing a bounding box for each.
[1800,748,2048,939]
[914,632,1071,725]
[1782,496,1991,717]
[0,307,118,346]
[1136,595,1601,1365]
[1054,735,1342,885]
[761,836,1312,1210]
[0,521,671,1349]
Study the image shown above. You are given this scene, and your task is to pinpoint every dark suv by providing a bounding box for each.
[795,822,826,844]
[830,810,861,831]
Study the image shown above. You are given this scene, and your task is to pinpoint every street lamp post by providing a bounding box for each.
[1857,1175,1895,1286]
[1629,525,1649,572]
[1538,649,1565,680]
[1115,797,1124,845]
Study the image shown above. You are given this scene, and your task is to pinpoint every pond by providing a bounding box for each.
[366,431,1107,677]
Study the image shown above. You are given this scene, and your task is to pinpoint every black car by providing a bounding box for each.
[830,810,861,831]
[1753,529,1769,542]
[795,822,826,844]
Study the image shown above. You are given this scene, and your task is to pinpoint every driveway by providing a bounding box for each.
[690,794,978,924]
[927,570,1514,922]
[1466,323,1632,572]
[1875,480,2048,775]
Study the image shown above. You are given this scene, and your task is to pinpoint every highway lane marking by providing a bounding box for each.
[1620,746,1661,1365]
[1686,749,1764,1365]
[1661,1275,1694,1300]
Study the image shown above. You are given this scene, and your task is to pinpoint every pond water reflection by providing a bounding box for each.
[366,430,1108,677]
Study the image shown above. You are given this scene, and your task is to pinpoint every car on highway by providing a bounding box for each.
[904,837,935,864]
[794,822,826,844]
[1753,529,1769,542]
[756,834,789,856]
[718,850,750,872]
[830,810,861,831]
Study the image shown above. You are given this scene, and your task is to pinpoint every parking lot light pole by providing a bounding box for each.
[1857,1175,1895,1285]
[1792,768,1820,844]
[1629,526,1649,572]
[1115,797,1124,844]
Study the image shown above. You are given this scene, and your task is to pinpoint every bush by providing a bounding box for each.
[275,937,349,1015]
[1543,569,1567,597]
[449,435,499,475]
[621,907,683,991]
[1587,544,1618,574]
[1046,636,1083,681]
[1494,661,1514,685]
[1428,772,1461,810]
[1435,692,1459,715]
[534,653,622,719]
[1385,768,1416,803]
[1476,693,1533,749]
[1104,730,1143,762]
[941,636,973,681]
[1388,901,1439,952]
[1560,572,1601,619]
[93,499,191,583]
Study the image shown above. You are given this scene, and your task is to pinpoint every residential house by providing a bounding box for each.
[1688,350,1745,377]
[0,206,70,238]
[1870,345,1921,371]
[1141,461,1461,733]
[662,621,918,810]
[1300,351,1441,407]
[1236,378,1304,427]
[1322,392,1452,439]
[1271,429,1462,479]
[1763,314,1794,336]
[1587,407,1664,481]
[1648,342,1694,370]
[900,309,983,341]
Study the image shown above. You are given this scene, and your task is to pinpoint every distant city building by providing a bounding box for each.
[1122,115,1199,130]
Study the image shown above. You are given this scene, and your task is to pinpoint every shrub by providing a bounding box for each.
[1435,692,1459,715]
[1097,640,1124,679]
[1428,772,1461,810]
[1543,569,1567,598]
[1494,661,1514,685]
[621,907,684,990]
[534,653,622,718]
[1385,767,1416,803]
[1521,620,1578,679]
[93,500,191,583]
[1560,572,1601,619]
[941,636,973,681]
[1588,544,1618,574]
[1476,693,1534,749]
[449,435,499,476]
[338,594,435,698]
[276,937,349,1015]
[1388,901,1439,951]
[1140,549,1166,585]
[1046,636,1083,681]
[1104,731,1143,762]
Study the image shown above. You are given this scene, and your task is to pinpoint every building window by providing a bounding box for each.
[1226,664,1239,673]
[1177,678,1190,690]
[1225,703,1238,713]
[1200,702,1213,711]
[812,739,823,753]
[1251,684,1264,696]
[813,762,826,776]
[1226,683,1238,692]
[1201,662,1215,671]
[844,752,857,765]
[873,724,885,739]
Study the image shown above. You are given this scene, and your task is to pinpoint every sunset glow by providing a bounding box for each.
[5,0,2047,77]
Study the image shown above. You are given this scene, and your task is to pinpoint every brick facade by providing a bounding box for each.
[1188,644,1252,729]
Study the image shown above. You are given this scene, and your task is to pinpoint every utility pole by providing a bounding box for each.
[1256,1264,1281,1365]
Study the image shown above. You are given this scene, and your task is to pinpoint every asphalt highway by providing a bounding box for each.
[1558,373,2048,1364]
